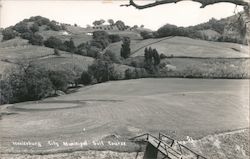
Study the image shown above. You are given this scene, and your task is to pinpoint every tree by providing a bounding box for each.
[152,48,160,65]
[30,23,39,33]
[108,19,115,25]
[92,19,105,26]
[48,21,62,31]
[140,30,154,39]
[44,36,63,49]
[157,24,179,37]
[14,22,30,33]
[121,0,250,47]
[120,37,131,59]
[104,50,121,63]
[29,34,44,45]
[64,38,76,53]
[92,31,110,49]
[48,70,69,94]
[87,59,116,83]
[54,48,60,56]
[3,62,53,103]
[115,20,126,30]
[144,47,160,73]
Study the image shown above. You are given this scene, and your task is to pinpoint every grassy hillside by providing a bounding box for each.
[0,42,94,75]
[106,36,249,58]
[0,78,248,154]
[0,42,133,80]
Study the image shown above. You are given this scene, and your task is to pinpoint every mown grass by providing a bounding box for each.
[106,36,249,58]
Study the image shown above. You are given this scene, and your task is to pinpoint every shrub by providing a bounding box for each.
[0,79,12,104]
[140,31,154,39]
[54,48,60,56]
[2,28,17,41]
[20,32,33,40]
[157,24,179,37]
[14,22,30,34]
[88,59,116,83]
[125,68,134,79]
[64,38,76,53]
[75,43,88,56]
[80,71,92,85]
[92,31,110,49]
[48,21,62,31]
[104,50,120,63]
[115,20,126,30]
[48,70,69,94]
[34,16,50,26]
[29,34,44,45]
[108,34,121,43]
[30,23,39,33]
[160,53,167,59]
[125,68,147,79]
[108,19,114,26]
[87,46,101,58]
[44,36,63,49]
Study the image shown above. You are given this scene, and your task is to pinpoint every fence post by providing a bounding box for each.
[170,140,175,147]
[157,140,161,148]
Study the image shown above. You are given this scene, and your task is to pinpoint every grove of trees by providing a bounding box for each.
[144,47,161,73]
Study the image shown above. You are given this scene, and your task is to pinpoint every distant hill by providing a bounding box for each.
[139,13,247,45]
[187,13,246,44]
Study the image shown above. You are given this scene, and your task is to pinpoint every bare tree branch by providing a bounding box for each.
[120,0,249,9]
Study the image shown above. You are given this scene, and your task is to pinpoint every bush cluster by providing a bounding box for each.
[125,68,147,79]
[78,57,121,85]
[0,63,73,104]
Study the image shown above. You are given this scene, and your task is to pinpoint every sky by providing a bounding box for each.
[0,0,244,30]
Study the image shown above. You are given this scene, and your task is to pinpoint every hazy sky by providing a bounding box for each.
[0,0,243,30]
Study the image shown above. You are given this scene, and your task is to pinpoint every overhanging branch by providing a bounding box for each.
[120,0,249,9]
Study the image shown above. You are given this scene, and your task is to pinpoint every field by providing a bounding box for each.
[0,41,95,76]
[0,78,249,154]
[106,36,249,58]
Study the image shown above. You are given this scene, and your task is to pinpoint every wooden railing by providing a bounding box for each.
[130,133,182,158]
[130,132,207,159]
[159,133,207,159]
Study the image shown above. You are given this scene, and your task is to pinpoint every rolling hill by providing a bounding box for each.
[106,36,249,58]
